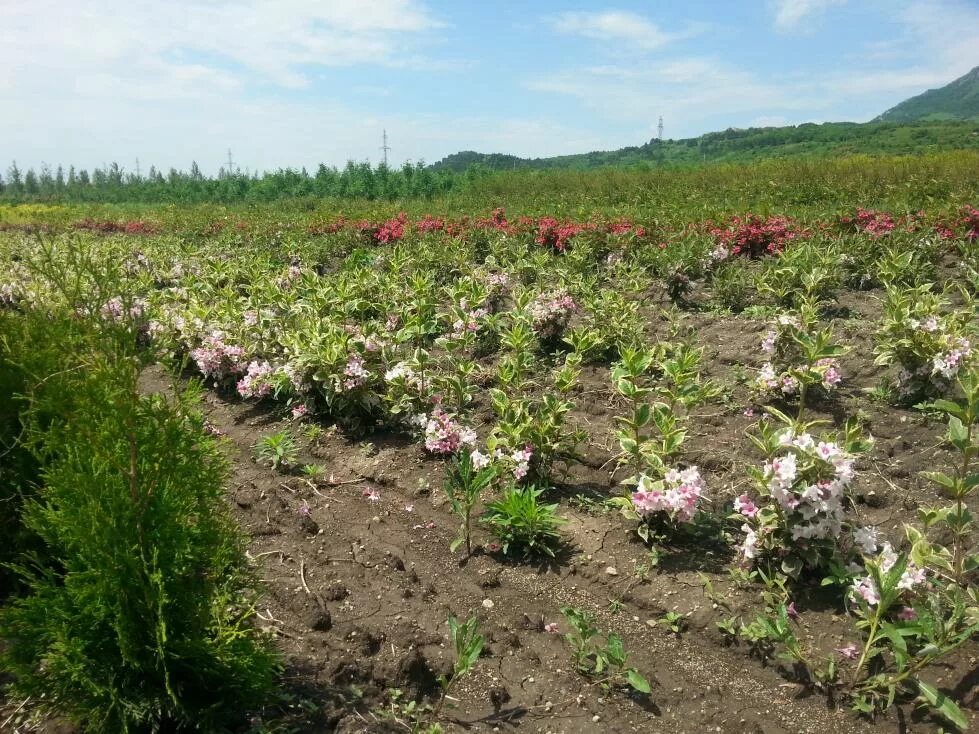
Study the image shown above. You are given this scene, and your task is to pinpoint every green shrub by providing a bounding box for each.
[482,485,565,557]
[0,351,277,732]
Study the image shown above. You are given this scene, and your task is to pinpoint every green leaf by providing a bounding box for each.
[626,669,651,694]
[917,680,968,730]
[449,537,463,553]
[920,471,957,490]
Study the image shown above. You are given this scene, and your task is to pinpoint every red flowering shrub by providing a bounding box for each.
[307,217,347,235]
[961,206,979,242]
[416,215,445,234]
[838,208,896,237]
[74,218,158,235]
[535,217,583,252]
[709,215,798,258]
[376,212,409,244]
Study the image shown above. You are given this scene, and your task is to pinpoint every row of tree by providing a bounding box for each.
[0,160,471,203]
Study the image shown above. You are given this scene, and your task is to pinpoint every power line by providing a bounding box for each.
[380,129,391,167]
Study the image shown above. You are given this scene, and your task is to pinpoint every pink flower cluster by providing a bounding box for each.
[839,208,896,237]
[962,205,979,242]
[631,467,706,523]
[709,215,798,258]
[739,429,856,562]
[536,217,583,252]
[237,360,274,399]
[850,542,927,606]
[99,296,147,322]
[423,408,477,454]
[342,353,370,391]
[451,300,489,338]
[530,291,578,340]
[932,337,972,380]
[190,332,245,381]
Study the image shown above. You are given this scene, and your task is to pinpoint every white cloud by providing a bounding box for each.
[0,0,444,90]
[550,10,678,50]
[772,0,846,32]
[751,115,791,127]
[526,58,812,132]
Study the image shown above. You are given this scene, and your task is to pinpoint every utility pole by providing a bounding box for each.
[226,148,236,177]
[380,129,391,167]
[657,116,664,141]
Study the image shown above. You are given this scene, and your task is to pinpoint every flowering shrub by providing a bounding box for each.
[709,215,799,258]
[376,212,409,244]
[838,208,896,237]
[190,331,246,384]
[237,360,274,399]
[736,413,870,575]
[962,205,979,242]
[99,296,147,323]
[874,284,976,402]
[529,291,578,343]
[535,217,583,252]
[416,214,445,234]
[754,312,844,411]
[423,408,477,455]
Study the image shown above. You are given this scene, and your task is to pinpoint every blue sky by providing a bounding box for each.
[2,0,978,175]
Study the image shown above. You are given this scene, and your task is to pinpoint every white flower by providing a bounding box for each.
[853,526,879,555]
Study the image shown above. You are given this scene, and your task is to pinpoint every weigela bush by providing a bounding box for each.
[190,331,246,385]
[755,313,844,403]
[838,208,896,237]
[529,290,578,343]
[709,215,799,258]
[874,284,976,402]
[535,217,583,252]
[736,413,871,575]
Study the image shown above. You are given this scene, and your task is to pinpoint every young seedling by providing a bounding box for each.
[444,450,497,556]
[430,616,484,724]
[255,430,298,470]
[560,606,651,694]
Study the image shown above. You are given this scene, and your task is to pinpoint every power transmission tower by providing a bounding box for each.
[135,158,141,178]
[380,129,391,167]
[226,149,236,177]
[657,116,664,141]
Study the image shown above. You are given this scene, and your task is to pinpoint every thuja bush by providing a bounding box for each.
[0,350,277,732]
[0,241,276,732]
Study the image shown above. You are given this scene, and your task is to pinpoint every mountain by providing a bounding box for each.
[875,66,979,123]
[430,120,979,172]
[430,68,979,173]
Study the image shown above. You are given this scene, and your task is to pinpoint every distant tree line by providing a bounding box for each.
[0,160,468,203]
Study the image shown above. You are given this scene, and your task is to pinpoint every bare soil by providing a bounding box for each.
[131,299,977,733]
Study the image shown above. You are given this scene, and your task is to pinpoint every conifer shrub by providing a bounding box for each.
[0,237,277,732]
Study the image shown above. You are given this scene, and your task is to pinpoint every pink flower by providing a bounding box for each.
[363,488,381,502]
[835,644,859,660]
[544,622,559,634]
[733,494,759,518]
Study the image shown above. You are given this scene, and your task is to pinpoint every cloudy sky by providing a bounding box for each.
[2,0,977,175]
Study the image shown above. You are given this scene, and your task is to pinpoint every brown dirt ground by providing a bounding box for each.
[122,298,978,734]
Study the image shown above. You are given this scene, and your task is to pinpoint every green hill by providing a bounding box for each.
[431,120,979,172]
[431,67,979,172]
[875,66,979,123]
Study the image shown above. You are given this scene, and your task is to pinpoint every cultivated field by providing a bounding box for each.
[1,154,979,733]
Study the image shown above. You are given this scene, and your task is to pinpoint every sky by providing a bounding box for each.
[2,0,978,176]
